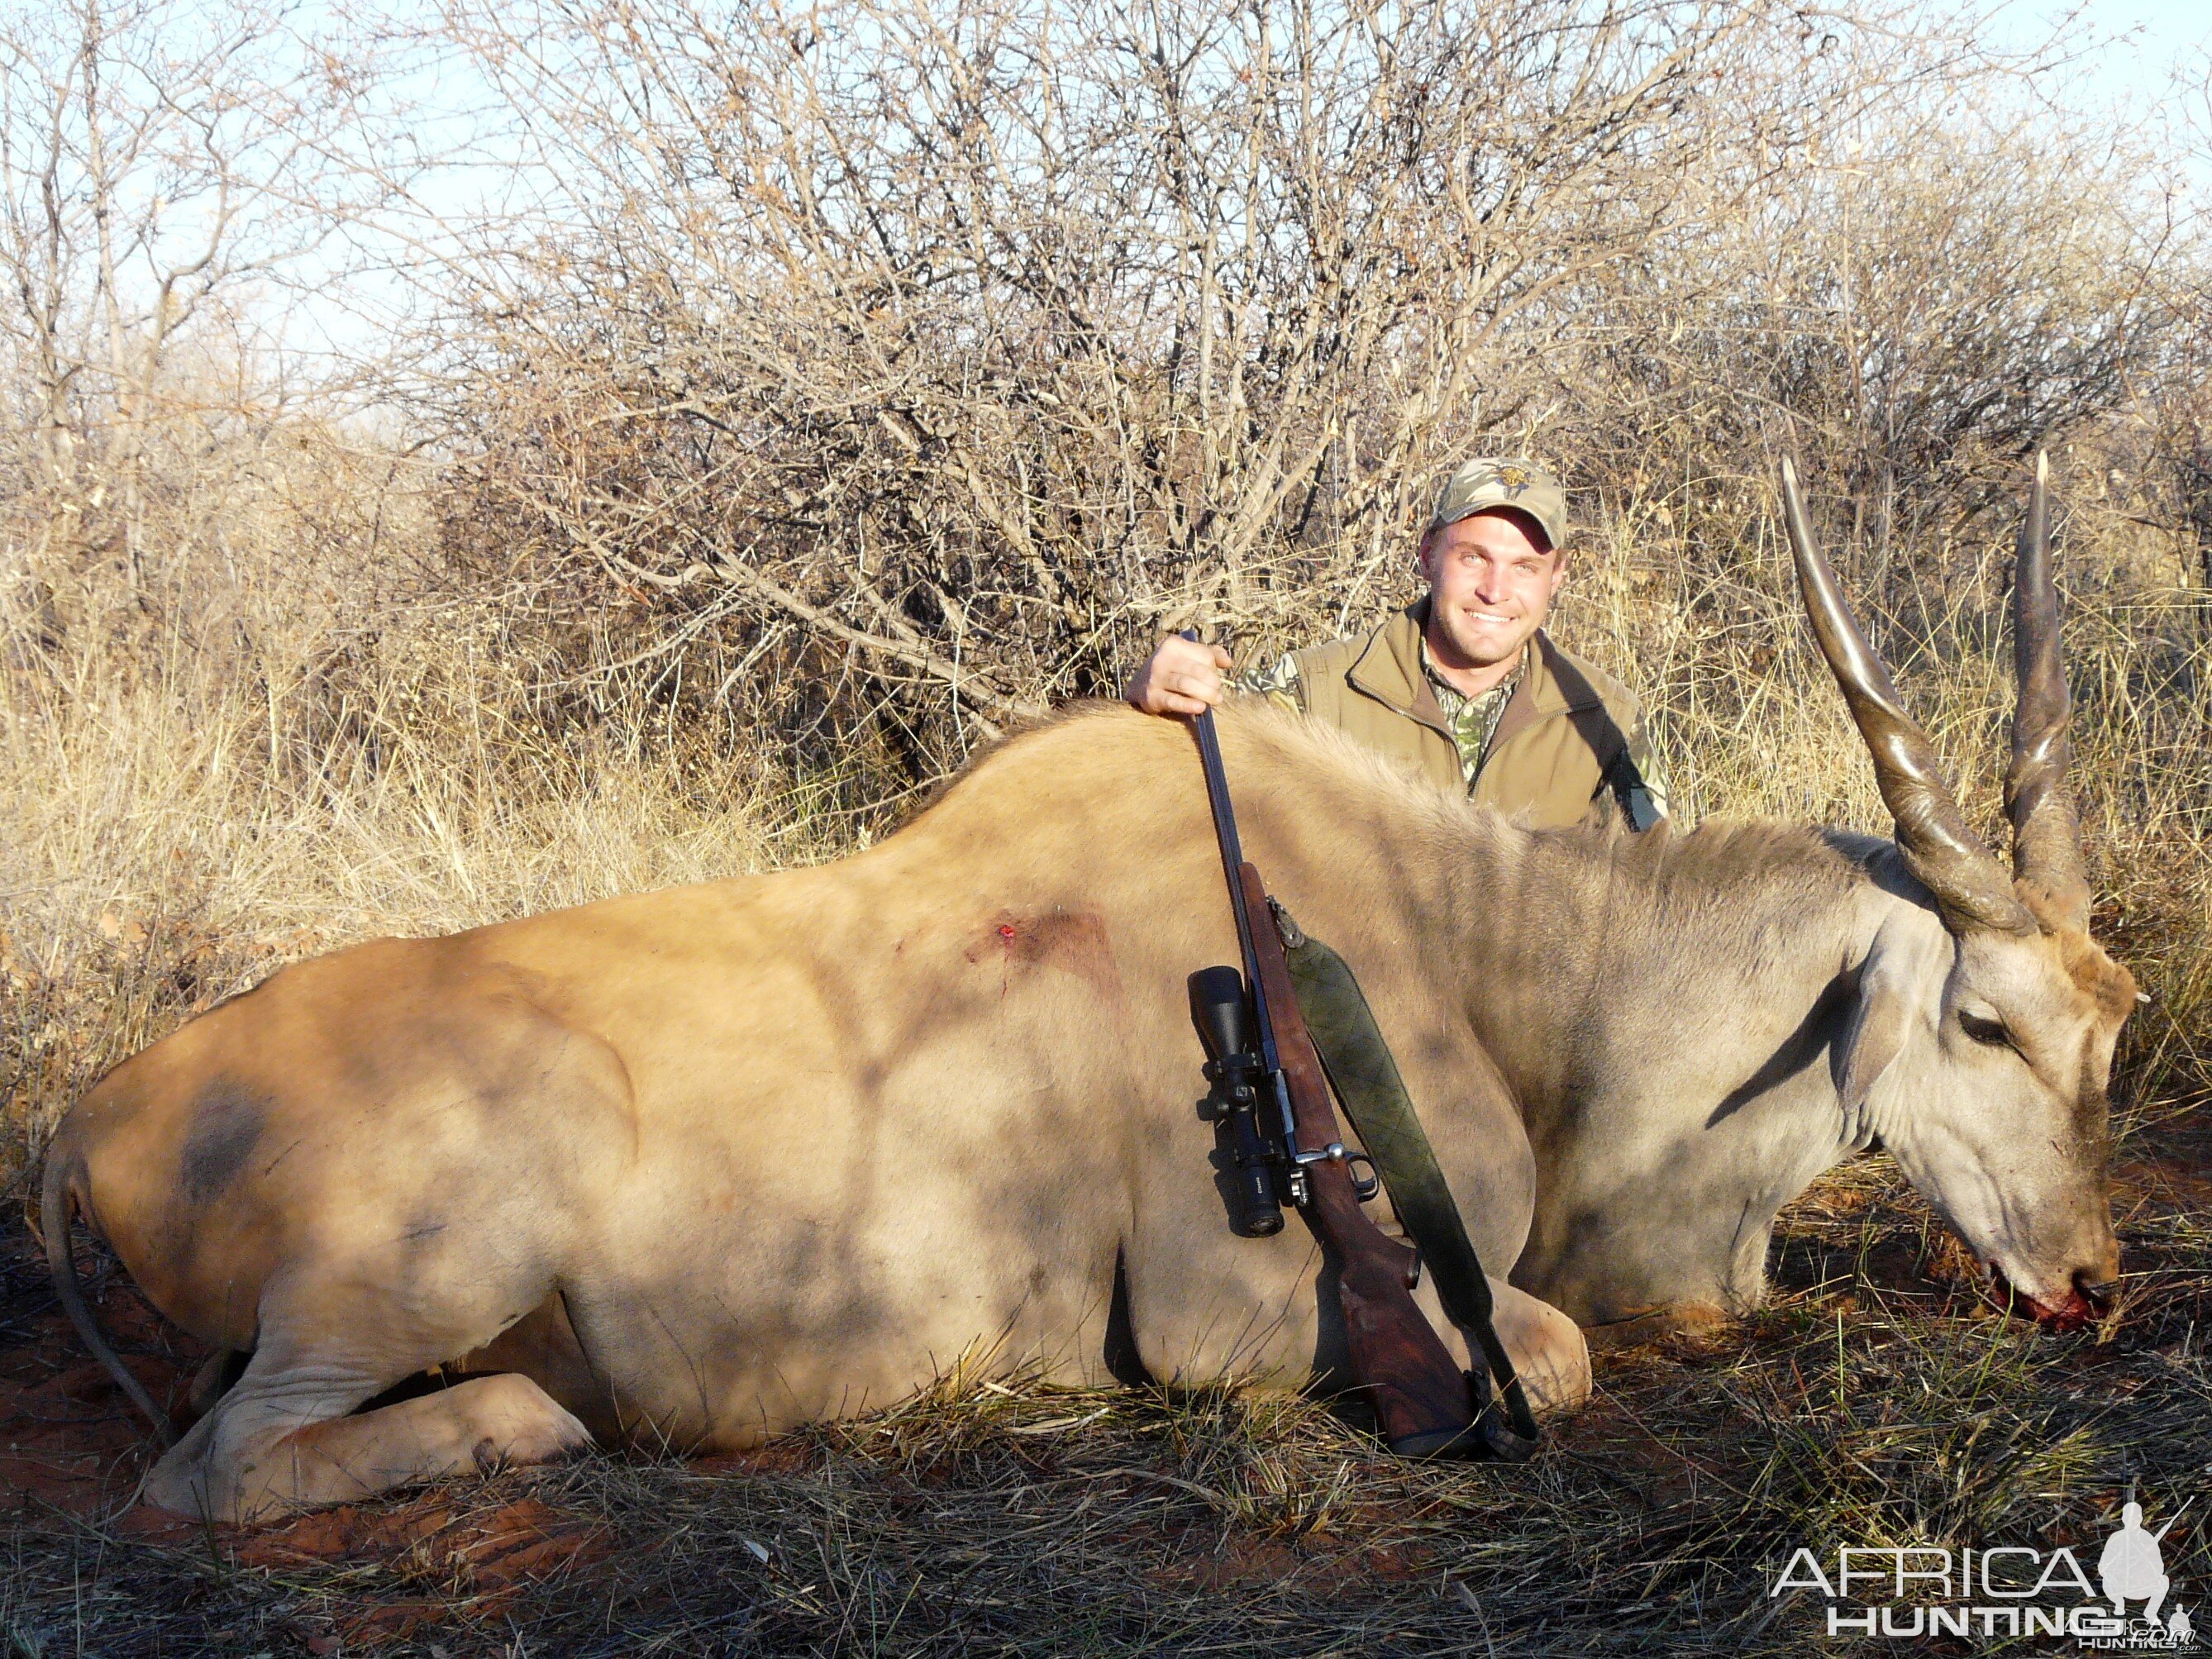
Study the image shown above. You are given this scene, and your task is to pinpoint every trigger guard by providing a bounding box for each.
[1344,1151,1381,1203]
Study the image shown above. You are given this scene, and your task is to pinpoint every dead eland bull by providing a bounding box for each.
[42,460,2133,1522]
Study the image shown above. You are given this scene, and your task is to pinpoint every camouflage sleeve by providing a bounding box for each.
[1596,706,1671,830]
[1623,717,1670,829]
[1232,651,1304,717]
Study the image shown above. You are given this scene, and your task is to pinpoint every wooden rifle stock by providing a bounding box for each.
[1235,862,1485,1458]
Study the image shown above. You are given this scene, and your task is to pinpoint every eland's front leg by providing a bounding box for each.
[145,1342,593,1523]
[1482,1277,1590,1417]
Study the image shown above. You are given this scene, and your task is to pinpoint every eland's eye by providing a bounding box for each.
[1959,1010,2016,1050]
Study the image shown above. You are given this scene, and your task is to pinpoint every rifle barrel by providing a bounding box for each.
[1179,632,1282,1077]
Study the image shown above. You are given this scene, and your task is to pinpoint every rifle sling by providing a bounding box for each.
[1275,909,1542,1448]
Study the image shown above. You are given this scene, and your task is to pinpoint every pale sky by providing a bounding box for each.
[2028,0,2210,55]
[1990,0,2211,99]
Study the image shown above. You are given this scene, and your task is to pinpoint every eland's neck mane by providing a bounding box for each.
[1437,812,1909,1323]
[1253,712,1919,1326]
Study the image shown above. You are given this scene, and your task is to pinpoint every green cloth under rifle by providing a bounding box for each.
[1275,909,1542,1452]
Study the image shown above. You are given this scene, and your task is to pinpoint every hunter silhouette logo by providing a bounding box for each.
[2104,1502,2180,1623]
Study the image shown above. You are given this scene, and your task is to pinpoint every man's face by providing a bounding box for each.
[1417,508,1566,670]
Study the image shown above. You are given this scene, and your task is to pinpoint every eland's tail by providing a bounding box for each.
[40,1135,174,1446]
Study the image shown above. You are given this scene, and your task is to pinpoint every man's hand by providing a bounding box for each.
[1123,634,1232,717]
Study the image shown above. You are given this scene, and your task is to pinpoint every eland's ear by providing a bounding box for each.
[1837,914,1948,1147]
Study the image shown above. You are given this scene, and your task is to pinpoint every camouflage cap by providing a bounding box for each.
[1428,457,1568,551]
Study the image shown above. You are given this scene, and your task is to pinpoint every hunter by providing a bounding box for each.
[1123,457,1666,829]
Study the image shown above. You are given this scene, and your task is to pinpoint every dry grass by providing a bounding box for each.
[0,1147,2207,1655]
[0,443,2205,1652]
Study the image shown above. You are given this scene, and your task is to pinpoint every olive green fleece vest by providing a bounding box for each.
[1290,601,1645,830]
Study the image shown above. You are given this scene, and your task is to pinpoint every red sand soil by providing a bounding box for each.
[0,1240,194,1520]
[0,1232,611,1647]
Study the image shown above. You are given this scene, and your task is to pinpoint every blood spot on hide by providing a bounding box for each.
[178,1080,269,1205]
[965,908,1127,1007]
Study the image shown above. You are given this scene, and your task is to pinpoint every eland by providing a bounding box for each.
[41,458,2132,1521]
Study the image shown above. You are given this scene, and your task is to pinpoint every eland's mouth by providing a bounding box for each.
[1983,1259,2110,1332]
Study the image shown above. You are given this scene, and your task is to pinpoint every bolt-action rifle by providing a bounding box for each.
[1180,648,1494,1458]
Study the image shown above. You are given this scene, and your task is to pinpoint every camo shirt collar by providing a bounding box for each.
[1419,639,1528,784]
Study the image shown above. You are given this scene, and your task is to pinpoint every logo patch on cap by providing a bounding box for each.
[1429,455,1566,546]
